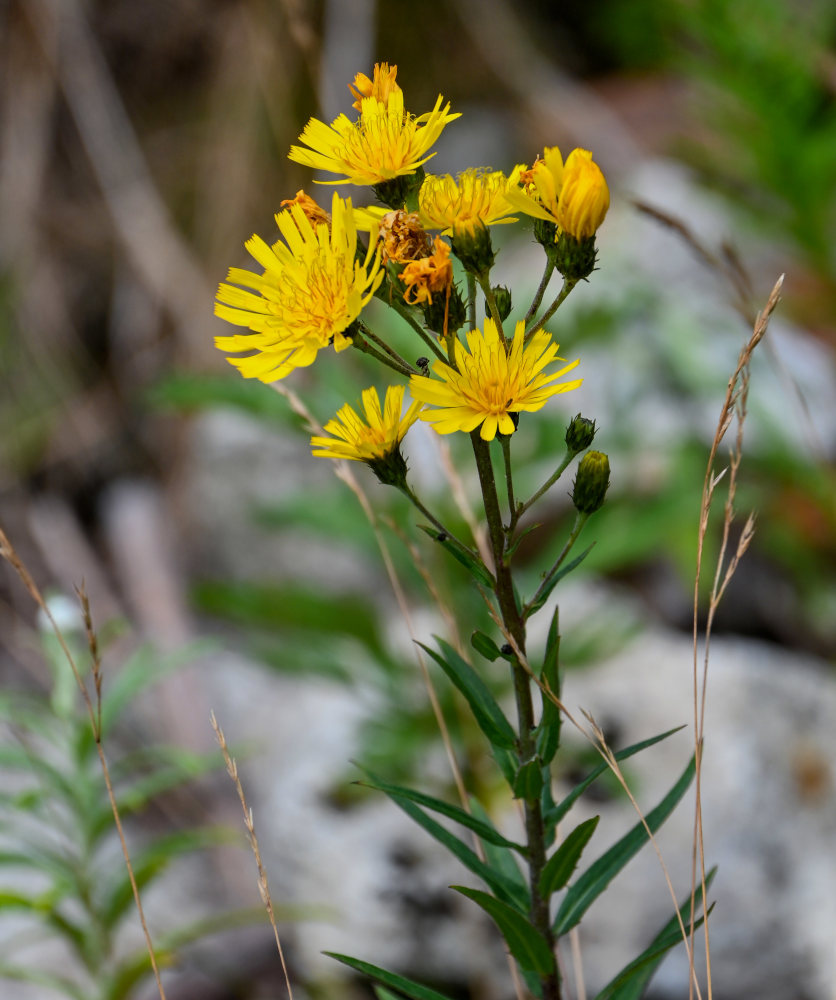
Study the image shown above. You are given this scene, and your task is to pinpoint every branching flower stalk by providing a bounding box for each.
[214,62,716,1000]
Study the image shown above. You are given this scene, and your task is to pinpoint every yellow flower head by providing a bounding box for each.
[214,193,383,382]
[400,236,454,306]
[349,63,402,112]
[279,190,331,230]
[555,148,610,240]
[311,385,422,486]
[409,319,582,441]
[506,146,609,239]
[288,89,460,187]
[378,210,433,264]
[419,168,520,237]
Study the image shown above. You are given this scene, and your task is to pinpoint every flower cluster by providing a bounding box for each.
[214,63,610,476]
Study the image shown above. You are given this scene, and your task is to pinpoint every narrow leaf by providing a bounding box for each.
[526,544,594,617]
[594,868,717,1000]
[417,525,495,588]
[539,816,599,897]
[536,607,562,765]
[451,885,554,975]
[326,953,457,1000]
[468,798,529,898]
[471,630,501,662]
[357,769,525,852]
[512,758,545,801]
[554,755,695,936]
[377,791,529,912]
[418,639,516,750]
[546,726,685,832]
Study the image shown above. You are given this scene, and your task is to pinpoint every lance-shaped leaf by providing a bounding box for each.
[369,784,529,912]
[418,525,495,588]
[326,953,458,1000]
[539,815,600,897]
[451,885,555,975]
[468,798,529,902]
[357,768,526,853]
[512,758,545,801]
[471,630,502,662]
[536,607,562,765]
[525,544,594,618]
[419,639,516,750]
[553,755,695,936]
[546,726,685,835]
[594,868,717,1000]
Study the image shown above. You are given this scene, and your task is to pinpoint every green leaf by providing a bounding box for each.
[417,525,495,588]
[512,758,545,801]
[325,953,458,1000]
[371,786,529,912]
[546,726,685,833]
[505,522,542,561]
[375,988,405,1000]
[594,868,717,1000]
[526,544,594,617]
[471,630,501,662]
[539,816,600,897]
[418,638,516,750]
[451,885,554,975]
[468,798,529,899]
[357,769,525,852]
[536,607,562,765]
[553,755,695,936]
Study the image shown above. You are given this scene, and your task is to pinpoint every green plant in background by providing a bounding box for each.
[0,594,235,1000]
[209,63,731,999]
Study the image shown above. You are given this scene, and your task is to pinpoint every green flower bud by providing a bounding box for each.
[367,447,410,489]
[422,282,466,337]
[565,414,597,453]
[487,285,513,322]
[554,231,597,281]
[373,166,426,212]
[451,218,495,277]
[571,450,610,514]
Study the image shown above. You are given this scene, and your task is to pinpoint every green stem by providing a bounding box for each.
[524,511,589,620]
[357,322,417,375]
[512,447,576,531]
[470,432,560,1000]
[524,259,555,325]
[389,299,448,364]
[478,273,506,340]
[467,273,477,331]
[525,277,578,341]
[499,434,516,530]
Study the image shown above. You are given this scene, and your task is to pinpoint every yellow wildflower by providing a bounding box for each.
[279,190,331,230]
[349,62,401,112]
[378,210,433,264]
[214,193,383,382]
[311,385,422,486]
[288,89,460,187]
[419,168,520,236]
[409,319,582,442]
[401,236,454,306]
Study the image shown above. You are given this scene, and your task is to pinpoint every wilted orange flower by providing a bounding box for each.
[378,210,433,264]
[279,190,331,230]
[349,62,402,112]
[401,236,453,306]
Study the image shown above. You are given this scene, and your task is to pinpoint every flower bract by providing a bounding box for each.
[288,90,460,187]
[310,385,422,464]
[214,193,382,382]
[409,319,582,441]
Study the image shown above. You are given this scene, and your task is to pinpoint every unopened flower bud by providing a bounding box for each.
[368,448,410,488]
[565,414,596,453]
[554,232,597,281]
[451,219,495,277]
[571,450,610,515]
[487,285,512,322]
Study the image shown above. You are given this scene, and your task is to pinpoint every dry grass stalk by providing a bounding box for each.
[0,526,169,1000]
[210,712,293,1000]
[688,273,783,1000]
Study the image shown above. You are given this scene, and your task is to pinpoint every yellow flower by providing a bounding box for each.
[214,193,383,382]
[409,319,582,441]
[555,149,609,240]
[311,385,422,485]
[419,168,520,236]
[288,89,460,187]
[279,190,331,229]
[401,236,453,305]
[349,62,401,112]
[506,146,609,239]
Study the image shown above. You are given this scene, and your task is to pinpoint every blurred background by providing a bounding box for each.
[1,1,835,999]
